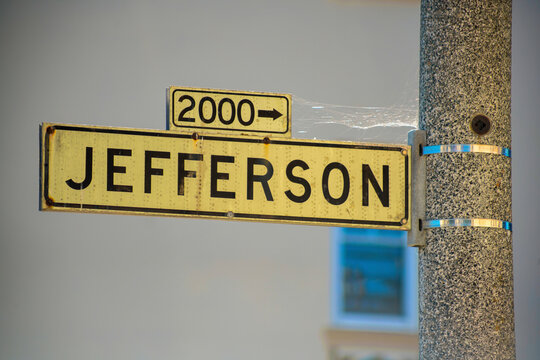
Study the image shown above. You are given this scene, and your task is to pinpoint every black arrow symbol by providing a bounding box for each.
[258,108,283,120]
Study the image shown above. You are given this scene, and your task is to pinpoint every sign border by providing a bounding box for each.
[41,124,409,229]
[167,87,291,135]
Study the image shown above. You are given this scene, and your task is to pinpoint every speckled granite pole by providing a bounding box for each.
[419,1,514,359]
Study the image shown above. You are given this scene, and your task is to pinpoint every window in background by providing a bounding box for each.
[331,228,417,332]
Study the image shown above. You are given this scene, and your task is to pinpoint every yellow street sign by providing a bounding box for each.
[167,87,291,137]
[40,123,410,230]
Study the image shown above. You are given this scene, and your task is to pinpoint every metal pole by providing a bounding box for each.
[418,1,514,358]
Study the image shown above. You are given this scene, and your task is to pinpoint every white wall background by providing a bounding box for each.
[0,0,537,359]
[511,0,540,357]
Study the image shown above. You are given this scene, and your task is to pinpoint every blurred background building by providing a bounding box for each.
[1,0,538,359]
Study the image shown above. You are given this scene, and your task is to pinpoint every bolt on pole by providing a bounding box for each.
[418,0,515,359]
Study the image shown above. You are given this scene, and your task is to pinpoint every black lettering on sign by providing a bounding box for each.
[177,95,196,122]
[145,151,170,194]
[178,153,203,196]
[218,98,235,125]
[66,147,93,190]
[247,158,274,201]
[237,99,255,126]
[322,162,350,205]
[199,97,217,124]
[107,148,133,192]
[285,159,311,203]
[211,155,235,199]
[362,164,389,207]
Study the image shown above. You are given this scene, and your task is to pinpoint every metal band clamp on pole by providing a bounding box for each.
[422,144,511,158]
[422,218,512,232]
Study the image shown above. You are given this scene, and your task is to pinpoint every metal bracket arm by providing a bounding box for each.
[407,130,426,247]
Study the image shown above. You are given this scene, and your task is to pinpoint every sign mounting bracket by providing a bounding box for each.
[407,130,426,247]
